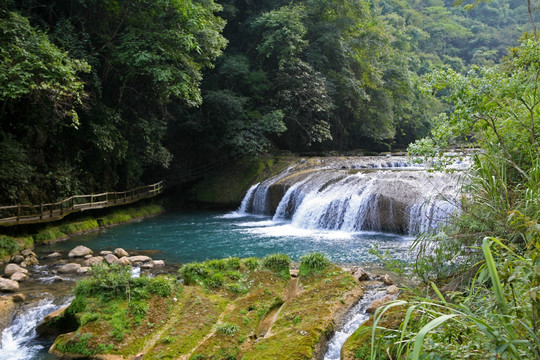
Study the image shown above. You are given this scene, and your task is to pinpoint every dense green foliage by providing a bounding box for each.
[0,0,536,204]
[364,34,540,359]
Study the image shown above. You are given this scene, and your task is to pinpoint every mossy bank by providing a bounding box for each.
[48,253,363,359]
[188,156,298,208]
[0,203,164,262]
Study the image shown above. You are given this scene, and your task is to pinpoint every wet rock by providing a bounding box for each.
[366,294,394,314]
[36,306,77,338]
[84,254,93,259]
[381,274,394,285]
[68,245,93,258]
[152,260,165,267]
[349,266,370,281]
[21,249,37,257]
[0,296,15,332]
[114,257,131,266]
[77,267,91,274]
[114,248,129,258]
[104,254,119,264]
[46,252,62,259]
[5,263,28,277]
[58,263,82,274]
[10,272,28,282]
[386,285,399,295]
[0,278,19,292]
[12,293,25,302]
[20,256,39,267]
[127,255,152,264]
[141,263,154,269]
[100,250,113,256]
[83,256,104,267]
[10,254,24,263]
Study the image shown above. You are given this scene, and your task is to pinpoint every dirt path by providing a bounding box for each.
[259,270,300,338]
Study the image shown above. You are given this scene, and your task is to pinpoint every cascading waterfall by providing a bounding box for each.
[237,182,260,214]
[1,297,72,360]
[323,289,388,360]
[241,157,462,235]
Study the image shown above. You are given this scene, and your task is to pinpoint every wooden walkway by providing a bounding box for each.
[0,181,164,226]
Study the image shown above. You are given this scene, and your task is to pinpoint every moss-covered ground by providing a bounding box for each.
[50,254,362,360]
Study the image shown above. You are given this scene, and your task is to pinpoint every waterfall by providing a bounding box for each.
[323,289,387,360]
[236,158,461,235]
[237,182,259,214]
[0,297,72,360]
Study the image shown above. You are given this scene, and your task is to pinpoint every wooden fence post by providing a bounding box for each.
[17,204,20,222]
[40,204,43,219]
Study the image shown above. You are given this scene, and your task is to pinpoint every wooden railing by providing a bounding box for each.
[0,181,164,226]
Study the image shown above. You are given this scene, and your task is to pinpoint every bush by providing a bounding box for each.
[243,257,260,270]
[0,235,19,257]
[263,253,290,272]
[148,276,174,297]
[179,262,209,285]
[204,273,224,288]
[299,252,329,275]
[216,323,239,336]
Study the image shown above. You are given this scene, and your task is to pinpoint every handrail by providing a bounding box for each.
[0,180,164,226]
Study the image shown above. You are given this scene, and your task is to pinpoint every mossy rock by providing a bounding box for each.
[188,156,297,208]
[50,258,363,360]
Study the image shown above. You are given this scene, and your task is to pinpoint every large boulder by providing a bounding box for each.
[58,263,82,274]
[83,256,104,267]
[0,278,19,292]
[104,254,119,264]
[114,257,131,266]
[68,246,93,258]
[5,264,28,277]
[114,248,129,258]
[0,297,16,332]
[127,255,152,264]
[10,272,28,282]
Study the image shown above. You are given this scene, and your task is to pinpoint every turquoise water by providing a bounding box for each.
[45,210,413,266]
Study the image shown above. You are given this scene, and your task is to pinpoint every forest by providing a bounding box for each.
[0,0,536,204]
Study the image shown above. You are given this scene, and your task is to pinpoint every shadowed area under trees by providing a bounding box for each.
[0,0,537,205]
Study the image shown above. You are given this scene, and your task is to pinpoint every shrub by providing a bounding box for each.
[216,323,239,336]
[243,257,260,270]
[148,276,174,297]
[299,252,329,274]
[129,300,148,324]
[0,235,19,257]
[225,257,241,269]
[179,262,209,285]
[204,273,224,288]
[263,253,290,272]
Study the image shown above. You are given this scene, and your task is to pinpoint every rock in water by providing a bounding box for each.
[114,248,129,257]
[0,278,19,292]
[366,294,394,313]
[46,252,62,259]
[5,264,28,277]
[104,254,119,264]
[381,274,394,285]
[127,255,152,264]
[58,263,82,274]
[386,285,399,295]
[114,257,131,266]
[68,245,93,258]
[83,256,104,267]
[10,272,28,282]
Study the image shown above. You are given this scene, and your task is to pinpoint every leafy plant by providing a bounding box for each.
[299,252,329,275]
[216,323,239,336]
[147,276,174,297]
